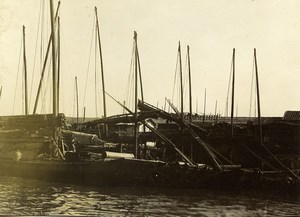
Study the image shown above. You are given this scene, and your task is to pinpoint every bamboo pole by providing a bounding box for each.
[57,16,60,113]
[254,48,262,146]
[178,42,183,121]
[231,48,235,138]
[187,45,192,123]
[203,88,206,123]
[75,76,79,129]
[95,7,106,118]
[134,31,138,158]
[22,25,28,115]
[33,1,60,114]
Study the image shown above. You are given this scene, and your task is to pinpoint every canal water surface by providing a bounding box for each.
[0,176,299,216]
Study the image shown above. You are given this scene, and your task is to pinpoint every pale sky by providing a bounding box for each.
[0,0,299,118]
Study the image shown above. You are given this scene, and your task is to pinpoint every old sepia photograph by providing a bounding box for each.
[0,0,299,216]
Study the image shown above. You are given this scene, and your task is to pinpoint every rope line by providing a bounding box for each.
[12,36,23,114]
[29,0,43,111]
[224,55,233,117]
[170,51,179,113]
[82,14,96,113]
[249,55,255,118]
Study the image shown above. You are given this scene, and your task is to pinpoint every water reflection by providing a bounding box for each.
[0,176,299,216]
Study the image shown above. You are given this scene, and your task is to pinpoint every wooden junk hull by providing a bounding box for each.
[0,158,299,195]
[0,159,165,187]
[0,158,241,189]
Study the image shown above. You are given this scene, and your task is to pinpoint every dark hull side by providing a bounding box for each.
[0,159,164,187]
[0,159,299,194]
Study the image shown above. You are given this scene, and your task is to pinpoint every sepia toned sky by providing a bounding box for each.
[0,0,299,118]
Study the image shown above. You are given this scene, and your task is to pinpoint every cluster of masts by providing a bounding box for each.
[15,0,264,138]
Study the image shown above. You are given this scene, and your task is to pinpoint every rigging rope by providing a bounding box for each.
[183,49,189,111]
[82,14,96,114]
[29,0,43,111]
[224,55,233,117]
[40,56,52,114]
[170,51,179,113]
[124,38,136,112]
[12,36,23,115]
[249,55,255,118]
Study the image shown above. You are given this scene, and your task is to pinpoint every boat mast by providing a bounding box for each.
[231,48,235,138]
[178,42,183,121]
[203,88,206,123]
[95,7,106,118]
[75,76,79,129]
[214,100,218,123]
[83,106,86,123]
[187,45,192,123]
[57,16,60,113]
[33,1,60,114]
[50,0,57,117]
[22,25,28,115]
[134,31,138,158]
[254,48,263,146]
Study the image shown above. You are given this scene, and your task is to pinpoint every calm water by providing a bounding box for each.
[0,176,299,216]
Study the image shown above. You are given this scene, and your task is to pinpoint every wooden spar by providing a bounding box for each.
[104,92,195,165]
[166,99,222,170]
[203,88,206,123]
[75,76,79,128]
[231,48,235,138]
[50,0,57,117]
[22,25,28,115]
[135,33,146,133]
[134,31,138,158]
[178,42,184,121]
[57,16,60,113]
[94,7,106,118]
[94,19,98,117]
[254,48,263,146]
[143,121,194,165]
[33,1,60,114]
[187,45,192,123]
[187,45,193,159]
[254,49,300,181]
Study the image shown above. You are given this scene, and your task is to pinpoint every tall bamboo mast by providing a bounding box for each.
[214,100,218,122]
[203,88,206,123]
[75,76,79,128]
[178,42,183,121]
[187,45,192,123]
[50,0,57,117]
[33,1,60,114]
[231,48,235,138]
[134,31,138,158]
[57,16,60,113]
[254,48,263,146]
[95,7,106,118]
[22,25,28,115]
